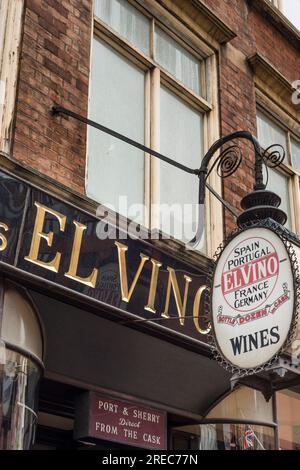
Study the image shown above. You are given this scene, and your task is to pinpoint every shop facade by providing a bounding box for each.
[0,0,300,450]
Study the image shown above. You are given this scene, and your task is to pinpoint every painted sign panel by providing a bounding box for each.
[74,392,167,449]
[212,227,295,369]
[0,170,211,347]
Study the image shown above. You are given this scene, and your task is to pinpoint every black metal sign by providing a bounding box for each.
[0,170,211,347]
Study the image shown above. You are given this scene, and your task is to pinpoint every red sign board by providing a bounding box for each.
[75,392,167,450]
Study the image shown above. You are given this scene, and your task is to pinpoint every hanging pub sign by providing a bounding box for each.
[211,224,300,371]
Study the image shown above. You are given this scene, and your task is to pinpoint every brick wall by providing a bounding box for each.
[204,0,300,81]
[11,0,300,234]
[12,0,92,194]
[204,0,300,233]
[219,55,257,233]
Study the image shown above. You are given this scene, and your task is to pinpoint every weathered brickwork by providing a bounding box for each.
[11,0,300,235]
[204,0,300,233]
[12,0,92,194]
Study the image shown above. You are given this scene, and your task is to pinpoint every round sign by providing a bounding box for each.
[212,227,295,369]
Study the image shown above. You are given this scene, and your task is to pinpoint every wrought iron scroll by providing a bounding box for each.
[262,144,285,168]
[51,106,286,249]
[206,145,243,180]
[261,144,286,188]
[189,132,285,249]
[190,131,261,248]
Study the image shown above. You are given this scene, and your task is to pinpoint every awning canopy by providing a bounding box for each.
[30,290,231,420]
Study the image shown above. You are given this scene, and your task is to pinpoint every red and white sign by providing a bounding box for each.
[75,392,167,450]
[212,227,294,369]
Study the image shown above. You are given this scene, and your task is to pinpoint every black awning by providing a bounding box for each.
[31,290,231,419]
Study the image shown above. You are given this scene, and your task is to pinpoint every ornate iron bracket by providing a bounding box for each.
[189,131,286,248]
[51,106,286,247]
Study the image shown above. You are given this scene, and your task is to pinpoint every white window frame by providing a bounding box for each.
[88,0,222,257]
[0,0,24,154]
[257,102,300,234]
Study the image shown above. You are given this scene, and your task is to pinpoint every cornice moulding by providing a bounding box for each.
[248,52,300,122]
[249,0,300,51]
[191,0,237,44]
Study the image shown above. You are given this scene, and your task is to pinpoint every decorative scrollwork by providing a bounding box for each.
[216,145,243,178]
[262,144,285,169]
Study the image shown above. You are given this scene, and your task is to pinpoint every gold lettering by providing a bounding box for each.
[65,220,98,287]
[0,222,9,251]
[162,268,192,326]
[193,285,211,335]
[24,202,66,273]
[115,241,149,302]
[144,259,162,313]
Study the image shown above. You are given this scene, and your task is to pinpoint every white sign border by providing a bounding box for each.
[209,220,300,376]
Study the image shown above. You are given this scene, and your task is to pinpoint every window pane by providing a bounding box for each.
[281,0,300,30]
[277,390,300,450]
[155,27,201,95]
[291,138,300,172]
[263,165,292,228]
[94,0,150,55]
[0,349,41,450]
[160,86,204,249]
[257,111,288,161]
[206,386,274,424]
[172,423,275,450]
[87,38,145,222]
